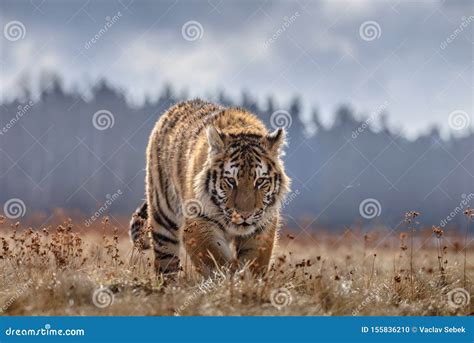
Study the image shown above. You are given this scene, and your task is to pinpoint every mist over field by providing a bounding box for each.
[0,80,473,230]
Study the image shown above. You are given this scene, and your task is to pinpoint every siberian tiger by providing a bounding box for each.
[130,99,290,277]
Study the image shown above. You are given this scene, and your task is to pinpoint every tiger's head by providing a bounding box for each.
[197,126,290,236]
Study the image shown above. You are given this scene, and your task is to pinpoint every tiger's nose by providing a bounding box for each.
[233,210,252,220]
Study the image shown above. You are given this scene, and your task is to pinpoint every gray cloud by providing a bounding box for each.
[0,0,472,137]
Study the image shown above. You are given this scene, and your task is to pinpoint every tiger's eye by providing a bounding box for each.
[255,177,268,188]
[225,177,237,188]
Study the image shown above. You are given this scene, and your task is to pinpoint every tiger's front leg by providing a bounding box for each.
[235,218,278,275]
[182,218,235,277]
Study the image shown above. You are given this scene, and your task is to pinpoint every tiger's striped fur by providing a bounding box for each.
[130,99,290,276]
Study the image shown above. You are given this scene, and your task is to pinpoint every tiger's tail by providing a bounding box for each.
[129,201,151,250]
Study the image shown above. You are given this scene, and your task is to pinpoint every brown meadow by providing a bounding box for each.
[0,212,472,316]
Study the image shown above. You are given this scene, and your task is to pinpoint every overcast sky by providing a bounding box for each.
[0,0,472,138]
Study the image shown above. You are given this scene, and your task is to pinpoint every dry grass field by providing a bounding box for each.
[0,212,472,316]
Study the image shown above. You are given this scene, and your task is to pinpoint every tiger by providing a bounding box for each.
[130,99,290,277]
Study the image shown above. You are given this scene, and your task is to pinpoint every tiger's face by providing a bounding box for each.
[200,126,290,236]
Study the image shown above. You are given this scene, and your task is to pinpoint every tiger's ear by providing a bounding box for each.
[206,126,226,153]
[266,128,286,154]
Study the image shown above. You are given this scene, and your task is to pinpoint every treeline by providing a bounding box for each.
[0,75,472,230]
